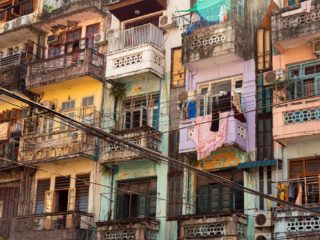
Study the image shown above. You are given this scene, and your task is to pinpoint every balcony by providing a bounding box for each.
[106,24,164,80]
[0,121,22,169]
[101,126,161,164]
[272,0,320,50]
[96,218,159,240]
[182,19,248,69]
[178,213,246,240]
[273,176,320,239]
[34,0,108,32]
[26,42,104,92]
[18,107,99,163]
[106,0,166,21]
[0,0,40,49]
[0,51,26,91]
[273,92,320,142]
[179,111,248,155]
[10,212,94,240]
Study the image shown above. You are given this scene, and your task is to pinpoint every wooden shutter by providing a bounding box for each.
[44,190,54,213]
[67,188,76,211]
[55,176,70,190]
[171,48,185,88]
[35,179,50,214]
[76,174,90,212]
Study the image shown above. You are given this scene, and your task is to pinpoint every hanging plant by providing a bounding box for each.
[109,83,127,129]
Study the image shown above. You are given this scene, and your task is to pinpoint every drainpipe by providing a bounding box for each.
[107,165,116,221]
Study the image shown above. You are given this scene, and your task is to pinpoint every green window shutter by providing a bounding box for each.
[138,195,147,218]
[148,192,157,217]
[116,193,124,219]
[211,185,220,213]
[198,186,210,214]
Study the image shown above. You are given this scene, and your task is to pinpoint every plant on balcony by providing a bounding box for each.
[109,83,127,129]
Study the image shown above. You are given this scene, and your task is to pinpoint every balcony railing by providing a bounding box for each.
[96,218,159,240]
[275,176,320,207]
[101,126,161,164]
[108,24,163,53]
[11,212,94,240]
[19,107,100,163]
[0,51,26,90]
[26,41,104,89]
[0,0,34,23]
[272,0,320,45]
[178,213,246,240]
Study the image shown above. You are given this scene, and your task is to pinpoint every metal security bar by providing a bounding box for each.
[107,23,164,53]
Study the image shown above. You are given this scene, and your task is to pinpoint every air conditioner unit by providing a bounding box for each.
[47,34,61,45]
[254,232,272,240]
[255,211,272,227]
[159,15,177,30]
[94,32,107,45]
[263,70,285,86]
[14,15,31,27]
[3,21,14,32]
[313,40,320,56]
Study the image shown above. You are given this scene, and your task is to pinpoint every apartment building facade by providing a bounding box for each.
[270,0,320,239]
[1,0,319,240]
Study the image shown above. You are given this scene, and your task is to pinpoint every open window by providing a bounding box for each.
[121,94,159,130]
[116,178,157,219]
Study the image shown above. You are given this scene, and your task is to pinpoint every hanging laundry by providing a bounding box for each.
[187,101,197,119]
[193,112,229,160]
[210,92,231,131]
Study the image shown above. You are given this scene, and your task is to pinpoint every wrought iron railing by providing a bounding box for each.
[0,0,34,22]
[107,23,164,53]
[0,51,26,89]
[26,38,104,88]
[12,212,94,235]
[275,176,320,206]
[102,126,161,163]
[19,107,100,162]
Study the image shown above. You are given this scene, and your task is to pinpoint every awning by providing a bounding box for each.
[237,159,278,170]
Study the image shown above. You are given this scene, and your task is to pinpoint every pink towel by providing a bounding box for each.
[193,112,229,160]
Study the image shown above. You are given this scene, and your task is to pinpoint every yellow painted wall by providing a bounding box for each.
[34,157,98,214]
[195,146,244,171]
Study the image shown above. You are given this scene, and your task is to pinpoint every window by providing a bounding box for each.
[0,0,34,22]
[121,94,159,130]
[287,158,320,205]
[286,61,320,100]
[35,179,50,214]
[197,184,243,214]
[171,48,185,88]
[82,96,94,107]
[197,79,234,116]
[76,174,90,212]
[86,24,100,49]
[61,100,75,111]
[48,46,60,58]
[41,116,54,140]
[168,174,182,218]
[257,28,271,71]
[116,178,157,219]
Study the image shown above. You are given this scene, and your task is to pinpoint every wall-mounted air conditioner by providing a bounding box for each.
[255,211,272,227]
[94,32,107,45]
[263,69,285,86]
[254,232,272,240]
[159,14,177,30]
[313,40,320,56]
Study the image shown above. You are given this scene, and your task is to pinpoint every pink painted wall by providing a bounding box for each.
[273,96,320,140]
[273,45,317,70]
[181,59,256,153]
